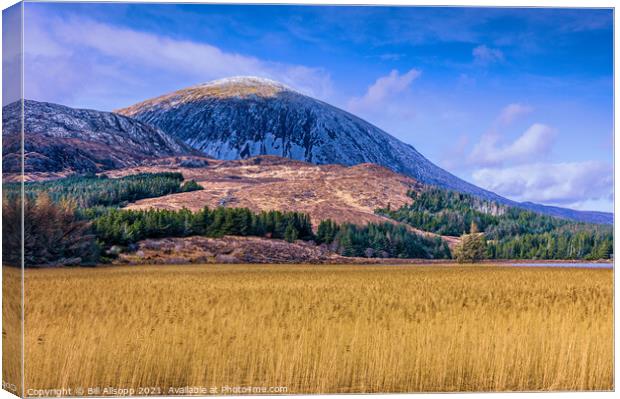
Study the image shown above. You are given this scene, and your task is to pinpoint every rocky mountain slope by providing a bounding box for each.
[116,77,612,224]
[2,100,196,178]
[116,77,494,196]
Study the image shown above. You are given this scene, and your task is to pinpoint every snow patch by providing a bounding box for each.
[197,76,294,92]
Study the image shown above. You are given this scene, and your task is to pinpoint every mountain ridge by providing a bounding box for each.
[2,100,197,176]
[116,77,507,197]
[116,76,612,224]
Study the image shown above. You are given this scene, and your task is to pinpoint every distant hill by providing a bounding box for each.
[116,76,612,224]
[105,155,434,232]
[2,100,196,177]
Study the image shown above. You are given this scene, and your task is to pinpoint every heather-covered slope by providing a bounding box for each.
[104,155,431,231]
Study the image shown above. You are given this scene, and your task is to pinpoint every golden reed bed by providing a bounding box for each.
[2,264,613,394]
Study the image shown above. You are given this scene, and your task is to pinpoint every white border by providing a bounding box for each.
[0,1,616,399]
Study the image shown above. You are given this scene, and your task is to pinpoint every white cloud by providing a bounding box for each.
[469,123,556,167]
[441,103,611,212]
[472,161,613,206]
[348,68,421,112]
[496,103,533,126]
[23,12,333,109]
[472,44,504,65]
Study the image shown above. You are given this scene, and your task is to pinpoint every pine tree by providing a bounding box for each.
[284,222,298,243]
[316,219,338,244]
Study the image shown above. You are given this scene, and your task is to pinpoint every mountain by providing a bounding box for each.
[2,100,196,177]
[116,76,612,224]
[116,77,493,196]
[516,202,612,225]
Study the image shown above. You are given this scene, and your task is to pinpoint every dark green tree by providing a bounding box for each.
[284,222,299,243]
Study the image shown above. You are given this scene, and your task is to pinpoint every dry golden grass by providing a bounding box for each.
[2,266,22,396]
[11,264,614,394]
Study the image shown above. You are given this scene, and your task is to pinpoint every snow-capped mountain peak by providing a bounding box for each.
[119,76,297,117]
[116,77,479,194]
[201,76,294,93]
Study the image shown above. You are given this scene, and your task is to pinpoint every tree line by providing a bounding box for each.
[88,207,314,246]
[3,172,202,208]
[4,195,451,266]
[89,207,450,259]
[377,188,499,236]
[377,188,613,260]
[316,220,451,259]
[486,231,613,260]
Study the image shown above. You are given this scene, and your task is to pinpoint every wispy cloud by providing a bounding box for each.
[496,103,533,126]
[472,161,613,206]
[23,11,333,109]
[347,68,421,113]
[472,44,504,65]
[468,123,556,167]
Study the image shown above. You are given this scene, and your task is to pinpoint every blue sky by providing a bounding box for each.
[20,3,613,212]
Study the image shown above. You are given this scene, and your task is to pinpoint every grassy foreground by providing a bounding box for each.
[5,264,614,394]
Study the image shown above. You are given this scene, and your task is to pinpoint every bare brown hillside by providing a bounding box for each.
[107,155,417,223]
[115,236,456,265]
[4,152,457,245]
[105,155,459,246]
